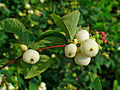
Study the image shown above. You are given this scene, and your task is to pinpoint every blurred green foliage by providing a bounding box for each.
[0,0,120,90]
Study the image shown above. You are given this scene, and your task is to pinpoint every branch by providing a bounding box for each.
[0,44,66,70]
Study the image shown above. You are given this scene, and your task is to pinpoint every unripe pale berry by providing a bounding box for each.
[8,83,14,90]
[75,30,89,44]
[40,82,46,88]
[28,10,34,14]
[20,44,28,51]
[80,39,99,57]
[25,4,31,9]
[65,44,77,58]
[74,53,91,66]
[38,87,42,90]
[23,49,40,64]
[73,39,78,44]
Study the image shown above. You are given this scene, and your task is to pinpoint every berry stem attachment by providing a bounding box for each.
[0,44,66,70]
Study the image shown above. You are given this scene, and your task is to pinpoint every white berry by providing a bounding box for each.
[20,44,28,51]
[65,44,77,58]
[23,49,40,64]
[38,87,42,90]
[25,4,31,9]
[74,53,91,66]
[28,10,34,14]
[75,30,89,44]
[40,82,46,88]
[8,83,14,90]
[80,39,99,57]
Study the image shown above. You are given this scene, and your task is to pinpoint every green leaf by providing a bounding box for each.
[1,18,34,46]
[29,79,39,90]
[44,37,66,45]
[36,30,67,45]
[31,0,40,4]
[51,10,80,40]
[50,14,70,39]
[0,59,9,66]
[113,80,119,90]
[30,40,51,49]
[22,55,51,79]
[62,10,80,39]
[37,30,67,42]
[88,72,102,90]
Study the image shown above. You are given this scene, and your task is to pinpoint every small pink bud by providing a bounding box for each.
[103,39,107,43]
[103,34,107,38]
[40,12,42,15]
[75,78,78,80]
[67,63,71,66]
[98,31,102,34]
[101,31,105,35]
[113,44,115,46]
[39,14,41,17]
[74,88,77,90]
[3,76,6,79]
[101,37,105,40]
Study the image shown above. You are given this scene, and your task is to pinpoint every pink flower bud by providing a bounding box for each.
[103,39,107,43]
[40,12,42,15]
[103,34,107,38]
[101,31,105,35]
[75,78,78,80]
[67,63,71,66]
[101,37,105,40]
[74,88,77,90]
[3,76,6,79]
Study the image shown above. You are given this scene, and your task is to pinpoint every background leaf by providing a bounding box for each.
[88,72,102,90]
[1,18,34,46]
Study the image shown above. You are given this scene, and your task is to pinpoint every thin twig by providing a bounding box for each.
[0,44,66,70]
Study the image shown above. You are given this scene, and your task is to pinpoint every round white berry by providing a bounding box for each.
[42,87,46,90]
[28,10,34,14]
[20,44,28,51]
[8,83,14,90]
[65,44,77,58]
[80,39,99,57]
[40,82,46,88]
[74,53,91,66]
[75,30,89,44]
[23,49,40,64]
[40,0,44,3]
[25,4,31,9]
[38,87,42,90]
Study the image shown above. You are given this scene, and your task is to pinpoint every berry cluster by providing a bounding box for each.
[98,31,107,43]
[65,30,99,66]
